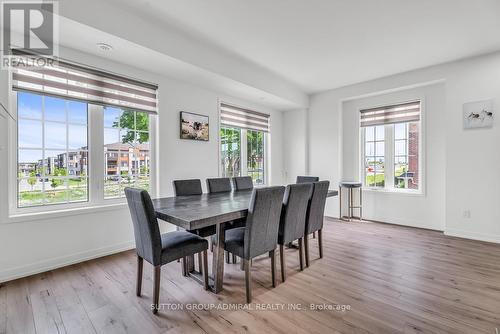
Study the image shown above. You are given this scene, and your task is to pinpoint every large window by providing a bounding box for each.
[220,127,265,184]
[220,127,241,178]
[246,129,265,184]
[15,92,154,210]
[394,122,419,189]
[17,92,89,207]
[361,101,421,192]
[11,54,157,213]
[219,103,269,185]
[104,107,150,198]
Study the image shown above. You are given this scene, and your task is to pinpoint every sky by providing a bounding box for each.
[18,92,88,163]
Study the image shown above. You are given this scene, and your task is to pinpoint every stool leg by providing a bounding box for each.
[349,188,353,221]
[359,187,363,221]
[339,185,342,220]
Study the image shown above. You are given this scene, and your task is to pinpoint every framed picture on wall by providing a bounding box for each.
[463,99,494,129]
[180,111,209,141]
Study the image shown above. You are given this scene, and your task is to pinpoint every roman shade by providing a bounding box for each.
[220,103,270,132]
[11,52,158,114]
[360,101,420,127]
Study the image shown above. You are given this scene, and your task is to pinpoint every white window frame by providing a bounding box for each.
[7,91,158,218]
[218,102,269,185]
[359,99,424,195]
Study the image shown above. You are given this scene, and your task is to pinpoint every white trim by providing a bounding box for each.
[444,228,500,244]
[5,202,127,224]
[0,240,135,283]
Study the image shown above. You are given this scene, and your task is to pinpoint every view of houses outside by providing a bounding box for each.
[17,92,150,207]
[220,127,265,184]
[364,122,419,190]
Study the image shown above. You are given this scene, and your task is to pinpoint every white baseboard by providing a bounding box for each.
[326,215,444,231]
[444,228,500,244]
[0,241,135,283]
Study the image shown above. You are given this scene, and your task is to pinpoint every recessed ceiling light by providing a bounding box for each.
[96,42,113,51]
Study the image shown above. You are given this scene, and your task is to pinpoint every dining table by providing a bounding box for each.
[152,188,338,293]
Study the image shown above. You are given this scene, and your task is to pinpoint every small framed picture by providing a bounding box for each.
[180,111,209,141]
[463,99,494,129]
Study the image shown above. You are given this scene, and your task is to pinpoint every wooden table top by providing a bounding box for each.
[152,189,338,231]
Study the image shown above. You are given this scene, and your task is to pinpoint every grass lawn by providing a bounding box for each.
[19,177,150,207]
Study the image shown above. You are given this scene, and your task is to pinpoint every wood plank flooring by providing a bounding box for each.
[2,219,500,334]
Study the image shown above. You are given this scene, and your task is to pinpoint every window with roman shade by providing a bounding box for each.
[219,103,269,185]
[10,51,158,212]
[10,52,158,114]
[360,100,422,192]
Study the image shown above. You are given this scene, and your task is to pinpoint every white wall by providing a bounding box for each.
[304,51,500,243]
[0,47,285,282]
[283,109,308,183]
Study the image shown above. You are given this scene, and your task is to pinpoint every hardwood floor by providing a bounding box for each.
[2,219,500,333]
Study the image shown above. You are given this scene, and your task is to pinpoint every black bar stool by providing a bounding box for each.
[339,181,362,221]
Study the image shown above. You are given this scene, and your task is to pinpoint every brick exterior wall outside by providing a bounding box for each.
[408,122,419,189]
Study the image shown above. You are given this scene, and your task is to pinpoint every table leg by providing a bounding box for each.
[212,222,225,293]
[186,255,195,273]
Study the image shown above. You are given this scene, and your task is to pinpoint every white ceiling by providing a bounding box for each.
[56,17,298,110]
[107,0,500,93]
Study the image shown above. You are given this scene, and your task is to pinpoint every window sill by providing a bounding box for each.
[5,202,128,224]
[362,187,424,196]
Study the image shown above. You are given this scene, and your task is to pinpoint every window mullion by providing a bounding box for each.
[241,129,248,176]
[385,124,394,189]
[88,104,104,204]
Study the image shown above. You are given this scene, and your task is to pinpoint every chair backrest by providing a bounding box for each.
[173,179,202,196]
[305,181,330,234]
[125,188,162,266]
[296,176,319,183]
[233,176,254,191]
[206,177,232,193]
[244,186,285,259]
[278,183,313,244]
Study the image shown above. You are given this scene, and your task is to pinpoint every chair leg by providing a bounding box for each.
[136,256,143,296]
[313,232,316,239]
[298,238,304,271]
[202,250,209,290]
[304,234,310,267]
[232,254,236,264]
[279,244,286,282]
[270,249,276,288]
[226,251,230,264]
[318,229,323,259]
[181,257,187,277]
[244,259,252,303]
[152,266,161,314]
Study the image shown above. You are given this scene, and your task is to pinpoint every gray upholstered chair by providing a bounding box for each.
[206,177,244,263]
[173,179,203,196]
[303,181,330,267]
[296,176,320,238]
[173,179,214,274]
[232,176,254,191]
[206,177,232,193]
[224,186,285,303]
[124,188,209,314]
[296,176,319,183]
[277,183,313,282]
